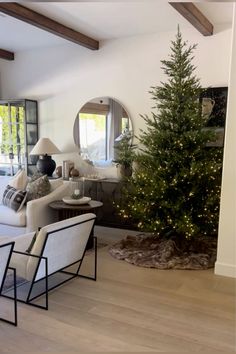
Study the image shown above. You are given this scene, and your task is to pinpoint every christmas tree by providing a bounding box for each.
[118,28,223,239]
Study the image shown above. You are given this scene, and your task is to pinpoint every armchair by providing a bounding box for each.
[5,213,96,310]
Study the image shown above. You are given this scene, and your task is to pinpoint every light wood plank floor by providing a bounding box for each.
[0,226,235,353]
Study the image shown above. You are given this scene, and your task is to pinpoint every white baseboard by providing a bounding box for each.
[215,261,236,278]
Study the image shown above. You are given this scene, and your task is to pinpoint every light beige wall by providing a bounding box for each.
[215,6,236,278]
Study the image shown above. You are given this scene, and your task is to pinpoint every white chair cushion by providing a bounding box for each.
[0,205,26,227]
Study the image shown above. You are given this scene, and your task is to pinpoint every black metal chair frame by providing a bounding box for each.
[2,216,97,310]
[0,242,17,326]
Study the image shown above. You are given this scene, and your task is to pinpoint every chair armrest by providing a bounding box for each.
[26,183,70,232]
[9,232,36,252]
[10,249,48,282]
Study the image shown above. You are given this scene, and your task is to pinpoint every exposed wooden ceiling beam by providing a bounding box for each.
[169,2,213,36]
[0,2,99,50]
[0,48,14,61]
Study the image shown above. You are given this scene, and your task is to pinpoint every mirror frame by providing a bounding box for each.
[73,97,132,167]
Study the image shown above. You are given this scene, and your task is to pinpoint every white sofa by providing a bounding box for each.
[0,176,70,238]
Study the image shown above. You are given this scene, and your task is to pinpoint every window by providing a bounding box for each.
[0,100,38,176]
[0,102,25,176]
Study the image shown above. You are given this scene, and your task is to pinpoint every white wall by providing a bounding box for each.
[215,8,236,278]
[0,25,235,277]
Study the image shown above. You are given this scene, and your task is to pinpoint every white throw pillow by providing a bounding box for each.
[9,169,28,190]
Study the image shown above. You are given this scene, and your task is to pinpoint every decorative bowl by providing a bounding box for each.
[62,196,91,205]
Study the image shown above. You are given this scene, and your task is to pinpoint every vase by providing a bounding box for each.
[119,165,132,178]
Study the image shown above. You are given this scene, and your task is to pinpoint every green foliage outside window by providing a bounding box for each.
[0,105,25,158]
[79,113,106,131]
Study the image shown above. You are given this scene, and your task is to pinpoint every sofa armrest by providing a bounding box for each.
[26,183,70,232]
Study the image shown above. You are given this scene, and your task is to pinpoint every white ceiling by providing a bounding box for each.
[0,1,233,52]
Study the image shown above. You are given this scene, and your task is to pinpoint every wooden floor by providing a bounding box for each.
[0,226,235,353]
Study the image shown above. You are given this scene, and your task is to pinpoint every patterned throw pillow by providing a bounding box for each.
[30,172,44,182]
[2,185,27,212]
[26,174,51,201]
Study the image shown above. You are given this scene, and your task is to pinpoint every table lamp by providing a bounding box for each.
[30,138,61,176]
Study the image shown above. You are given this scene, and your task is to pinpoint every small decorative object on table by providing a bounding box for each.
[70,168,79,178]
[62,188,91,205]
[62,160,70,180]
[55,165,62,178]
[62,196,91,205]
[71,189,81,199]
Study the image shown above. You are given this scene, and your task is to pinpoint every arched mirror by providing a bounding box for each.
[73,97,132,167]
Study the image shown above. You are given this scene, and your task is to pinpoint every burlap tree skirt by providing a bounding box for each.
[109,234,217,270]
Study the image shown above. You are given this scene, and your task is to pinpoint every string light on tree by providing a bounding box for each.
[117,27,223,239]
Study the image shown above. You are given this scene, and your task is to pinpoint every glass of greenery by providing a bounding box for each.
[113,132,136,177]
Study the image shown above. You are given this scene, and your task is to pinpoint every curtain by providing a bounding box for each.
[108,98,123,160]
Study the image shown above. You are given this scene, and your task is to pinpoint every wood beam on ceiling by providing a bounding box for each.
[0,48,14,61]
[169,2,213,36]
[0,2,99,50]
